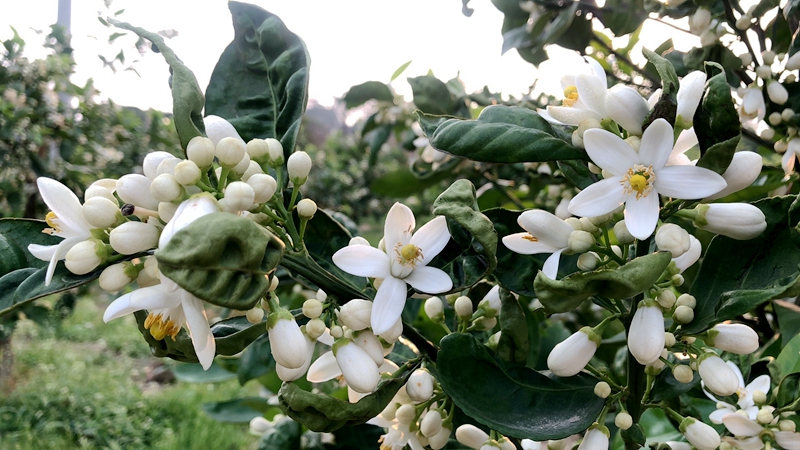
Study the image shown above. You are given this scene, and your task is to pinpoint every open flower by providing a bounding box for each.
[705,361,770,423]
[332,203,452,335]
[502,209,574,279]
[568,119,727,239]
[28,177,94,286]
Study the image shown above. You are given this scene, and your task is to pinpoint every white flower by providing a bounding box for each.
[502,209,574,279]
[547,327,600,377]
[693,203,767,240]
[287,151,312,184]
[783,138,800,175]
[722,414,763,437]
[705,361,769,424]
[568,119,727,239]
[676,71,708,128]
[628,301,666,365]
[28,177,94,286]
[158,194,220,247]
[275,332,316,382]
[767,80,789,105]
[673,235,701,273]
[707,323,759,354]
[604,85,650,135]
[739,87,766,126]
[704,151,763,201]
[680,417,720,450]
[698,354,740,396]
[332,203,452,335]
[116,174,160,210]
[268,311,309,369]
[307,339,381,394]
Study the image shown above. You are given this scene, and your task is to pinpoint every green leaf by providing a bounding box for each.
[109,19,204,149]
[0,265,100,318]
[205,2,310,158]
[407,75,460,116]
[278,365,414,432]
[202,397,273,423]
[156,212,284,310]
[437,333,603,440]
[534,253,672,313]
[0,218,58,270]
[776,372,800,410]
[775,299,800,347]
[173,362,237,383]
[769,333,800,383]
[369,168,451,198]
[683,196,800,335]
[596,0,647,35]
[0,233,26,277]
[258,418,302,450]
[390,60,412,82]
[693,65,740,158]
[643,48,680,96]
[695,135,740,175]
[558,160,597,190]
[714,273,800,327]
[419,106,586,164]
[238,334,275,385]
[497,288,529,364]
[342,81,394,109]
[650,362,699,402]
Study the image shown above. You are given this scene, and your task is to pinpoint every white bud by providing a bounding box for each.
[116,174,159,210]
[665,332,676,348]
[673,305,695,324]
[171,160,201,186]
[99,261,137,291]
[335,339,381,393]
[572,130,584,149]
[614,220,635,244]
[756,65,772,79]
[761,128,775,140]
[783,108,796,122]
[478,286,502,319]
[65,239,106,275]
[735,15,752,30]
[276,333,314,382]
[672,274,685,286]
[247,174,278,204]
[430,426,451,449]
[268,313,309,369]
[699,29,717,47]
[555,198,571,219]
[249,416,272,435]
[204,115,244,146]
[780,420,797,432]
[594,381,611,398]
[421,409,443,438]
[706,323,759,354]
[578,426,610,450]
[577,118,603,137]
[150,173,183,202]
[615,412,633,430]
[547,327,600,377]
[155,157,181,177]
[770,112,783,125]
[407,369,434,402]
[690,8,711,33]
[565,217,583,230]
[395,403,416,425]
[303,299,323,319]
[757,408,773,424]
[82,196,120,229]
[216,137,246,168]
[656,290,677,309]
[776,140,789,153]
[656,224,691,258]
[752,389,767,405]
[425,296,445,321]
[297,198,317,219]
[246,138,270,163]
[157,201,178,223]
[187,136,215,169]
[698,354,740,396]
[232,152,251,176]
[455,296,473,318]
[456,424,490,450]
[379,317,404,344]
[475,317,497,331]
[604,85,649,135]
[676,71,707,127]
[568,230,595,253]
[109,221,159,255]
[353,329,384,366]
[241,161,264,182]
[143,151,176,180]
[676,293,696,309]
[246,307,264,324]
[223,181,255,212]
[704,151,763,201]
[767,81,789,105]
[628,301,666,365]
[673,365,694,383]
[680,418,720,450]
[787,52,800,70]
[577,252,599,271]
[265,138,284,167]
[695,203,767,240]
[287,151,312,185]
[338,299,372,331]
[306,318,326,340]
[740,53,753,67]
[579,217,598,234]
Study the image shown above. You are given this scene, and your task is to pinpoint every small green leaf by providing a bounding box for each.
[695,135,740,175]
[535,253,672,313]
[0,218,60,269]
[643,48,680,96]
[650,363,699,402]
[497,288,529,364]
[419,106,586,164]
[408,75,460,116]
[437,333,603,440]
[769,333,800,383]
[156,212,285,310]
[776,372,800,410]
[202,397,274,423]
[173,362,237,383]
[390,60,412,82]
[342,81,394,109]
[258,418,302,450]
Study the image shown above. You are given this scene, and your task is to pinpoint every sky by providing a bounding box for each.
[0,0,705,113]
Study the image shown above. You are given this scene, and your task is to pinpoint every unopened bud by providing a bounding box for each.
[594,381,611,398]
[752,390,767,405]
[287,151,312,185]
[615,412,633,430]
[98,261,137,291]
[395,404,416,425]
[338,299,372,331]
[676,294,696,309]
[150,173,183,202]
[671,274,685,286]
[303,299,323,319]
[223,181,255,211]
[656,290,677,309]
[65,239,108,275]
[424,296,445,321]
[614,220,635,244]
[265,138,284,167]
[407,369,434,402]
[665,332,676,348]
[248,174,278,204]
[673,365,694,383]
[246,307,265,324]
[769,112,783,125]
[568,230,595,253]
[109,221,159,255]
[783,108,795,122]
[306,318,326,340]
[656,224,691,258]
[216,137,246,168]
[673,305,695,324]
[173,160,202,186]
[780,420,797,432]
[83,196,121,229]
[187,137,216,169]
[246,139,270,163]
[756,65,772,79]
[756,408,773,424]
[735,15,752,30]
[297,198,317,219]
[577,252,599,271]
[455,296,473,318]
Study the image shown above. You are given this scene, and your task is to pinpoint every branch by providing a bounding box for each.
[722,0,760,67]
[591,36,660,86]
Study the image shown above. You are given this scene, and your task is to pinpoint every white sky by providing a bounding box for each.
[0,0,705,113]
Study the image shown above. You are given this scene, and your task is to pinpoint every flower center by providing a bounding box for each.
[44,211,60,234]
[562,85,579,107]
[395,243,423,268]
[144,312,181,340]
[620,164,656,200]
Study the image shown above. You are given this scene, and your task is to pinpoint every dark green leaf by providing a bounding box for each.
[369,168,451,198]
[173,362,237,383]
[484,209,540,297]
[258,418,302,450]
[205,2,309,158]
[343,81,394,109]
[650,362,699,402]
[558,160,597,190]
[769,333,800,382]
[643,48,680,96]
[693,65,740,158]
[776,372,800,410]
[535,253,672,313]
[419,106,586,164]
[695,135,740,175]
[497,288,529,364]
[156,212,284,310]
[408,75,460,116]
[238,334,275,385]
[0,233,26,277]
[0,265,98,318]
[437,333,603,440]
[714,273,800,327]
[775,299,800,347]
[0,218,58,270]
[596,0,647,35]
[202,397,273,423]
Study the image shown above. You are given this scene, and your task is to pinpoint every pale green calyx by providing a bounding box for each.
[267,308,295,329]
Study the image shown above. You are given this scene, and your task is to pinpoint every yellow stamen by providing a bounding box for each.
[523,234,539,242]
[620,164,657,200]
[45,211,60,233]
[562,85,579,107]
[395,243,424,268]
[145,312,181,341]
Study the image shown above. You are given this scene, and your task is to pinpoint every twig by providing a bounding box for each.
[722,0,760,67]
[592,36,660,86]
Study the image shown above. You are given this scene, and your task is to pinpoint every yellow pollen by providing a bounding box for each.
[395,243,424,268]
[145,312,181,341]
[629,174,647,192]
[562,85,579,107]
[44,211,60,233]
[620,164,657,200]
[522,234,539,242]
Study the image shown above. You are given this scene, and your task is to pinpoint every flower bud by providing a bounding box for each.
[455,296,473,318]
[156,157,181,177]
[706,323,759,354]
[223,181,255,212]
[752,390,767,405]
[568,230,595,253]
[297,198,317,219]
[577,252,599,271]
[246,307,264,324]
[656,224,691,258]
[787,52,800,70]
[757,408,773,424]
[578,425,610,450]
[110,221,159,255]
[85,184,117,204]
[656,290,677,309]
[265,138,284,167]
[116,174,159,210]
[475,317,497,331]
[768,81,789,105]
[429,426,451,449]
[547,327,600,377]
[287,151,312,185]
[232,152,251,176]
[673,365,694,383]
[783,108,795,122]
[353,329,384,365]
[421,409,443,438]
[680,417,721,450]
[690,9,711,32]
[756,65,772,79]
[673,305,695,324]
[555,198,571,219]
[302,299,323,319]
[456,424,490,450]
[614,220,635,244]
[735,15,752,30]
[425,296,445,321]
[615,412,633,430]
[770,112,783,125]
[605,85,649,135]
[579,217,598,234]
[694,203,767,240]
[173,160,202,186]
[246,138,270,163]
[334,339,381,393]
[187,136,215,169]
[698,353,740,396]
[150,173,183,202]
[216,137,246,168]
[65,239,107,275]
[276,333,315,382]
[704,151,763,201]
[395,403,416,425]
[99,261,137,291]
[249,416,272,435]
[594,381,611,398]
[143,151,176,180]
[268,312,308,369]
[628,301,666,365]
[407,369,434,402]
[82,196,121,229]
[338,299,372,331]
[665,332,676,348]
[204,115,243,146]
[676,294,696,309]
[246,173,277,204]
[379,317,403,343]
[780,420,797,432]
[565,217,583,230]
[478,286,501,318]
[676,71,707,128]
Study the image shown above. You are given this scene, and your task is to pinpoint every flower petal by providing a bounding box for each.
[103,284,175,322]
[542,249,565,279]
[639,119,674,169]
[518,209,573,247]
[332,245,391,278]
[576,73,607,116]
[775,431,800,450]
[502,233,562,255]
[722,414,763,437]
[783,148,797,175]
[744,374,771,397]
[44,236,85,286]
[384,203,415,252]
[537,108,566,126]
[307,351,342,382]
[370,276,408,335]
[410,216,450,266]
[654,166,727,199]
[583,129,639,176]
[669,128,699,165]
[546,106,602,126]
[584,56,608,89]
[28,243,57,262]
[568,177,626,218]
[624,193,660,240]
[709,407,734,424]
[182,293,213,356]
[404,266,452,294]
[37,177,91,237]
[725,436,766,450]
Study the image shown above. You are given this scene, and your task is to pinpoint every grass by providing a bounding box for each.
[0,295,261,450]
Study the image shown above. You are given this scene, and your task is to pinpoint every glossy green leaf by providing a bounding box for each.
[173,362,237,383]
[643,48,680,96]
[497,287,529,364]
[484,208,541,297]
[650,362,699,402]
[776,372,800,410]
[278,366,414,432]
[419,106,586,164]
[0,234,26,278]
[437,333,603,439]
[714,273,800,327]
[775,299,800,347]
[202,397,273,423]
[695,135,740,175]
[0,218,57,270]
[156,212,285,310]
[205,2,309,158]
[683,196,800,335]
[258,418,302,450]
[0,265,99,318]
[109,19,204,149]
[535,253,672,313]
[238,334,275,385]
[558,160,597,190]
[407,75,462,116]
[343,81,394,109]
[694,65,740,158]
[596,0,647,35]
[770,333,800,383]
